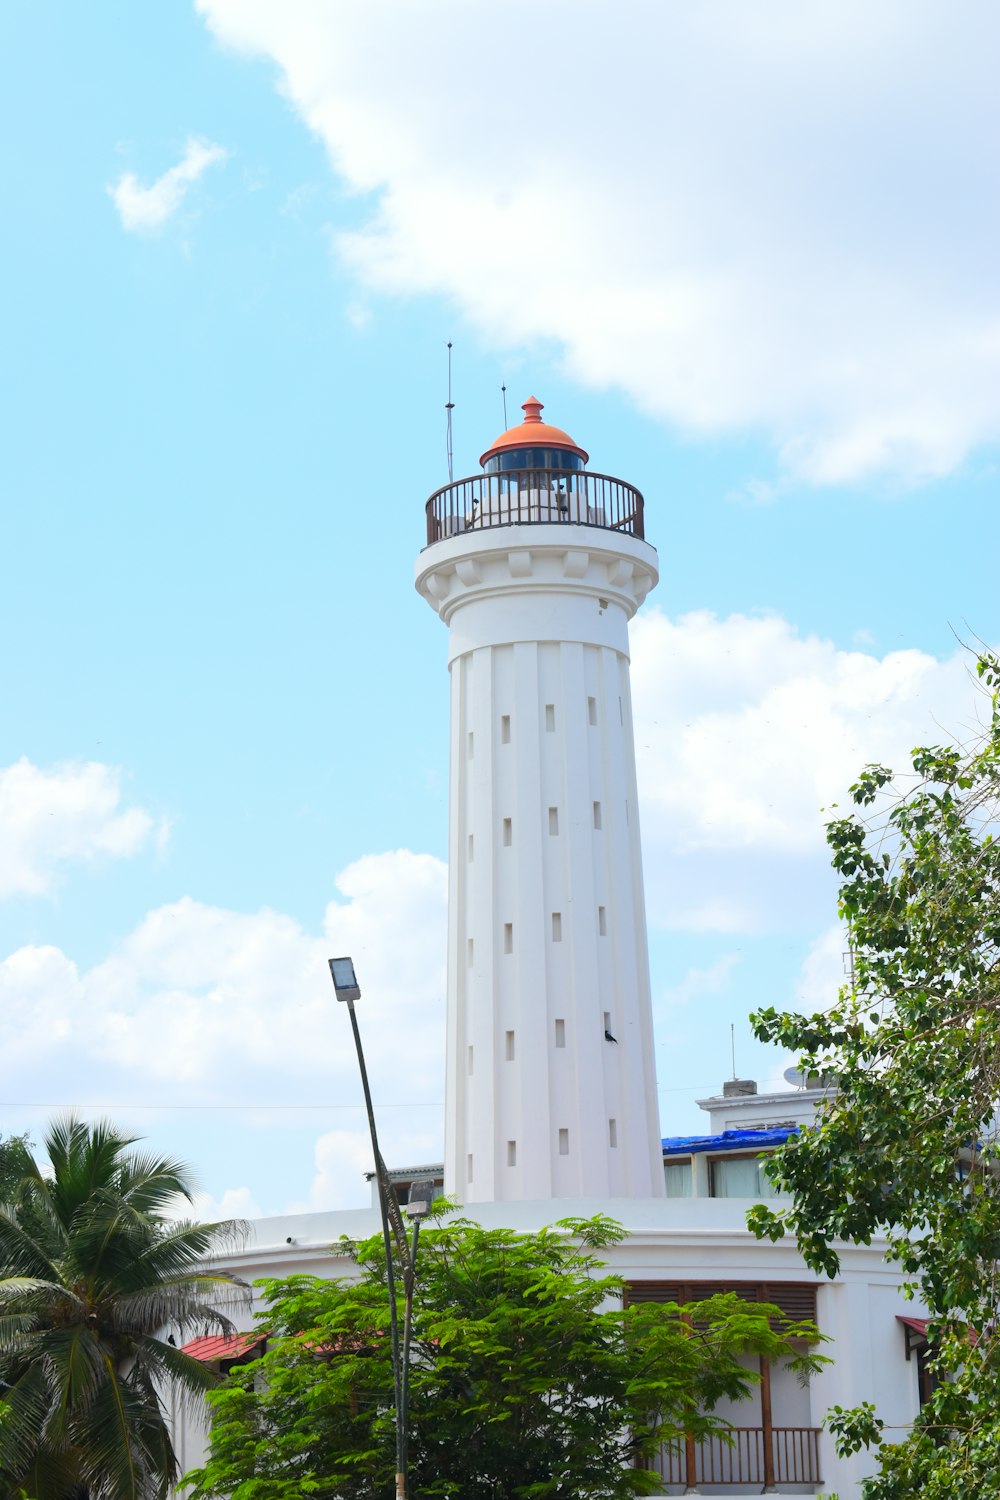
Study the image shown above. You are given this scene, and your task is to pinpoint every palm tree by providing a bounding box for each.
[0,1116,250,1500]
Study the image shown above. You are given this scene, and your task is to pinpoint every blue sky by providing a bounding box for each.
[1,1,997,1218]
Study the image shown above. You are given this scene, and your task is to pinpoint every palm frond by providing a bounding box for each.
[39,1326,107,1445]
[0,1207,62,1281]
[0,1359,50,1485]
[0,1276,85,1304]
[107,1278,247,1338]
[76,1359,156,1500]
[128,1334,223,1404]
[147,1216,248,1259]
[0,1311,38,1347]
[115,1150,197,1212]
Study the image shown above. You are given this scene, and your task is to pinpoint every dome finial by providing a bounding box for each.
[521,396,544,424]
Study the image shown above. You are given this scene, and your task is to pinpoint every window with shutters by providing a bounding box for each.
[624,1279,817,1323]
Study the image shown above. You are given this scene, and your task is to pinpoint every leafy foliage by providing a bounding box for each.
[0,1115,250,1500]
[183,1213,823,1500]
[749,651,1000,1495]
[0,1138,32,1209]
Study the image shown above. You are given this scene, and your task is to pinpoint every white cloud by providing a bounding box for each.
[0,849,447,1128]
[303,1121,443,1213]
[0,758,157,899]
[196,0,1000,483]
[109,138,228,232]
[190,1185,263,1223]
[631,609,990,931]
[794,925,851,1012]
[0,848,447,1215]
[632,610,983,856]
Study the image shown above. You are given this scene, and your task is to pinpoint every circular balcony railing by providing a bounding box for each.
[424,468,645,548]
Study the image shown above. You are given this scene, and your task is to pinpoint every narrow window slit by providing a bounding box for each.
[501,714,511,744]
[548,806,559,835]
[545,704,555,732]
[505,1030,515,1061]
[503,922,513,954]
[552,912,562,942]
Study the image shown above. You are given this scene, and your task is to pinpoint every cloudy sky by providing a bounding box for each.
[2,1,997,1219]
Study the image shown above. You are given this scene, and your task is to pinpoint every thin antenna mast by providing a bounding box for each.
[501,382,508,428]
[445,342,455,483]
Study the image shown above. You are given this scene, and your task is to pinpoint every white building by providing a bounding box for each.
[175,402,928,1497]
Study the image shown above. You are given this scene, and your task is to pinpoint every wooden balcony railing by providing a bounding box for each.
[650,1426,822,1489]
[424,469,645,547]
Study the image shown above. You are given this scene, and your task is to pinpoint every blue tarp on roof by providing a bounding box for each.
[661,1127,798,1157]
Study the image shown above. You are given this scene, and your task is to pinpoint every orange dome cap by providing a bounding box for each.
[479,396,589,468]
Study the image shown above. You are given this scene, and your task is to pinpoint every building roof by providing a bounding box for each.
[662,1127,798,1156]
[182,1330,266,1362]
[364,1162,444,1182]
[479,396,589,468]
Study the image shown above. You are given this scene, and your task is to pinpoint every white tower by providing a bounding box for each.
[416,398,664,1203]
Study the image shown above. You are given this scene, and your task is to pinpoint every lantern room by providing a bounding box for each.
[480,396,588,473]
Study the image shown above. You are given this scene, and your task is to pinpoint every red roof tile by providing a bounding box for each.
[182,1330,267,1362]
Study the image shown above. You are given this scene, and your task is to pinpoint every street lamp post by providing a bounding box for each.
[400,1178,437,1492]
[329,956,408,1500]
[329,959,435,1500]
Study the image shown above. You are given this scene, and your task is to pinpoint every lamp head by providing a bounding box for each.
[406,1178,437,1220]
[329,956,361,1002]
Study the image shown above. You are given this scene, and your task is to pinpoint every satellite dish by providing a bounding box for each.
[783,1066,807,1089]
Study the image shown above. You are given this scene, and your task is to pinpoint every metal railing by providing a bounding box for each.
[652,1426,821,1488]
[424,469,645,547]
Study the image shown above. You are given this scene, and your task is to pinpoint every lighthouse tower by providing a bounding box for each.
[416,399,664,1202]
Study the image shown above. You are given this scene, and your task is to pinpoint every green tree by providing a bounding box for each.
[0,1115,250,1500]
[184,1213,823,1500]
[0,1137,32,1206]
[749,651,1000,1496]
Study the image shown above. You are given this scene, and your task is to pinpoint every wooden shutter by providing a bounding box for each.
[625,1279,818,1323]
